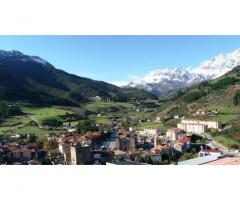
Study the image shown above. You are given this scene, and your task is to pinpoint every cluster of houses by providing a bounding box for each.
[0,105,230,165]
[194,108,219,116]
[45,129,174,165]
[0,138,47,165]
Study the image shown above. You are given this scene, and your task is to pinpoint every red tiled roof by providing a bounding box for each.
[177,136,190,144]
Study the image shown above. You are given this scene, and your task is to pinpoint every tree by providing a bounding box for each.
[0,102,22,120]
[183,91,206,103]
[0,102,8,119]
[146,156,153,165]
[42,119,63,127]
[77,119,98,135]
[43,136,58,150]
[233,91,240,105]
[139,156,146,163]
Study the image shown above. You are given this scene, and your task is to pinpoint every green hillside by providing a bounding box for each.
[156,65,240,148]
[0,51,156,106]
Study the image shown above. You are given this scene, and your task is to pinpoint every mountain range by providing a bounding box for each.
[126,48,240,95]
[0,50,156,106]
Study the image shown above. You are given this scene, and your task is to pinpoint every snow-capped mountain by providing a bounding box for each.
[126,48,240,95]
[0,50,49,65]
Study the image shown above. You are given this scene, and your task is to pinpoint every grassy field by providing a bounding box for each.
[206,104,240,124]
[84,101,133,112]
[63,121,79,127]
[0,106,76,138]
[0,115,29,133]
[212,135,239,148]
[21,106,74,121]
[0,114,64,138]
[138,121,165,131]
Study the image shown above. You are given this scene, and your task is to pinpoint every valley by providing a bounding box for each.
[1,49,240,165]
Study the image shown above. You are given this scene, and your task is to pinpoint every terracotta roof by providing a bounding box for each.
[204,157,240,165]
[151,145,170,153]
[202,149,222,153]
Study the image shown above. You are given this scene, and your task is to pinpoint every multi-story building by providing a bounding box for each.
[181,119,221,130]
[177,123,207,134]
[177,119,221,134]
[119,136,136,152]
[70,144,91,165]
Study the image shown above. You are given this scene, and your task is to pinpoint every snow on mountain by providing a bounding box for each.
[0,50,49,65]
[126,48,240,95]
[193,48,240,78]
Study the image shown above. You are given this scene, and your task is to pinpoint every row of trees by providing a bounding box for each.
[101,96,141,103]
[41,119,63,127]
[0,102,22,120]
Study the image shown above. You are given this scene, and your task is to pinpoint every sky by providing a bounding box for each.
[1,35,240,85]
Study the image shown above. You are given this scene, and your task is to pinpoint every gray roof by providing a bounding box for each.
[177,155,220,165]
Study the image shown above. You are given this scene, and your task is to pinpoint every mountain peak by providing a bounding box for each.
[0,49,49,66]
[127,48,240,95]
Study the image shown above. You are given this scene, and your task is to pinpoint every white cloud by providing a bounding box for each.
[109,81,129,87]
[129,75,140,80]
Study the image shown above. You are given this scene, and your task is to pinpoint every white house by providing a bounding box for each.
[181,119,221,130]
[138,128,161,137]
[177,123,207,134]
[166,128,185,141]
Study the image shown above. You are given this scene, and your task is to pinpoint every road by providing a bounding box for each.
[203,132,229,152]
[27,115,41,128]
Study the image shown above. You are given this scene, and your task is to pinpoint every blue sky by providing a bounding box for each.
[1,36,240,85]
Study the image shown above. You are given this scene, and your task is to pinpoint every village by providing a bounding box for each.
[1,105,240,165]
